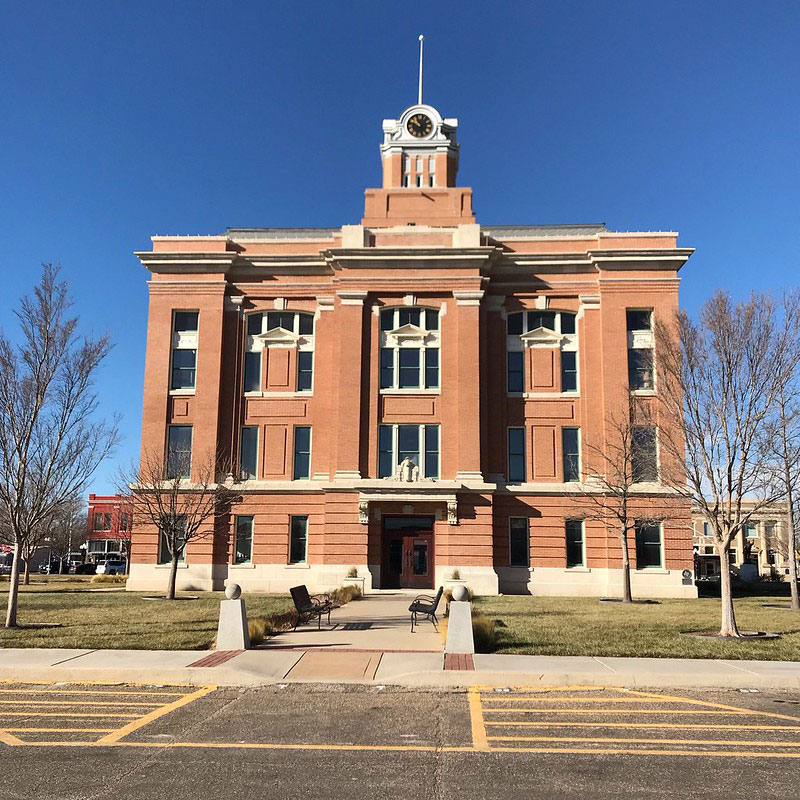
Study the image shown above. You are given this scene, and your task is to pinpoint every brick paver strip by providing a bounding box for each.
[187,650,244,668]
[444,653,475,671]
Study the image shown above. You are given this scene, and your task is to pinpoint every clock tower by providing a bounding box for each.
[379,103,461,189]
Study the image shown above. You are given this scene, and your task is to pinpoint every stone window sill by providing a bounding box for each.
[379,389,440,395]
[155,563,188,570]
[168,389,195,396]
[635,568,669,574]
[286,563,310,569]
[564,567,590,573]
[230,563,255,569]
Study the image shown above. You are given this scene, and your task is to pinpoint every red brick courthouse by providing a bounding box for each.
[128,100,695,597]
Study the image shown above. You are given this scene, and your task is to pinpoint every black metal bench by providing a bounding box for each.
[409,586,444,632]
[290,585,334,630]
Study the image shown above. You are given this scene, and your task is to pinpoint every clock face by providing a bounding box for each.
[407,113,433,138]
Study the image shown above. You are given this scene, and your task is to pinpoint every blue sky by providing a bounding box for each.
[1,1,798,493]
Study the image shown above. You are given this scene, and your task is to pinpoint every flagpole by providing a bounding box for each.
[418,34,424,105]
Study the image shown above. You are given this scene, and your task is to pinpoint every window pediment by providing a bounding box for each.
[519,327,565,347]
[257,326,300,347]
[385,323,436,346]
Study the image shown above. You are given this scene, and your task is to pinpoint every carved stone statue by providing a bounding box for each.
[396,457,420,482]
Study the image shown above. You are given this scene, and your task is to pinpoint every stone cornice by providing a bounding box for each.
[323,246,501,272]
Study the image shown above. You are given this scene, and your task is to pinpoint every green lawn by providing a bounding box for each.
[0,577,293,650]
[474,593,800,661]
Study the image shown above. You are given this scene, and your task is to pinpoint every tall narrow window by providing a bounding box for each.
[627,309,654,391]
[240,426,258,480]
[508,427,526,482]
[234,516,253,564]
[507,351,524,393]
[424,425,439,479]
[289,516,308,564]
[565,519,585,567]
[166,425,192,479]
[170,311,198,390]
[509,518,529,567]
[297,351,313,392]
[244,352,261,393]
[378,425,394,478]
[631,426,658,482]
[562,427,580,482]
[293,426,312,480]
[379,308,440,390]
[561,351,577,392]
[635,522,662,568]
[158,517,186,564]
[399,349,421,388]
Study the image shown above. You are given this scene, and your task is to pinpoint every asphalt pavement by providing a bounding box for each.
[2,682,800,799]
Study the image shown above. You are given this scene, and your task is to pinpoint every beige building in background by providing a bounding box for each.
[693,500,794,579]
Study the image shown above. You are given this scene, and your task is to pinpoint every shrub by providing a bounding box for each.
[346,566,359,578]
[90,574,126,585]
[471,612,499,653]
[450,569,461,580]
[330,584,362,605]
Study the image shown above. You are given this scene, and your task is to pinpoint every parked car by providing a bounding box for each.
[0,563,11,576]
[96,559,127,576]
[38,559,66,575]
[73,563,97,575]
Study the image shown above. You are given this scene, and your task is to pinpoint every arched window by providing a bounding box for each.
[243,311,315,393]
[379,307,440,390]
[506,310,578,394]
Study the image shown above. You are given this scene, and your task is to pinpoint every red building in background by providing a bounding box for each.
[86,494,132,564]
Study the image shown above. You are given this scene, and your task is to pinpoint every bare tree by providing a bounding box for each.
[0,265,119,627]
[46,498,87,573]
[574,395,663,603]
[118,447,235,600]
[657,291,799,637]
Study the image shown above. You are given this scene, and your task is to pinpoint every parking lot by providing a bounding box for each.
[2,682,800,799]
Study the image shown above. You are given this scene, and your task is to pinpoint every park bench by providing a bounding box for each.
[290,585,334,630]
[408,586,444,632]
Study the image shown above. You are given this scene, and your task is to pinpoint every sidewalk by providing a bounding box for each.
[2,646,799,690]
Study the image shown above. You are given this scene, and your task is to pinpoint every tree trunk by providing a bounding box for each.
[166,552,180,600]
[785,472,800,612]
[718,547,741,637]
[4,541,22,628]
[23,558,31,586]
[620,527,633,603]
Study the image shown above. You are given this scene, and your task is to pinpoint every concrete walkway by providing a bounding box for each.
[2,646,800,690]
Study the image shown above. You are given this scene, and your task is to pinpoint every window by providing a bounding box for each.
[506,310,578,395]
[565,520,585,567]
[729,548,737,564]
[764,521,777,543]
[93,512,112,531]
[562,427,580,482]
[377,424,440,479]
[744,523,758,539]
[507,351,524,393]
[767,549,777,566]
[703,522,710,537]
[170,311,198,390]
[120,512,132,532]
[509,518,529,567]
[635,522,662,569]
[297,351,313,392]
[627,309,654,391]
[240,426,258,480]
[632,426,658,482]
[379,307,440,390]
[234,516,253,564]
[158,518,186,565]
[561,351,577,392]
[244,311,315,393]
[293,426,312,480]
[508,427,526,482]
[289,516,308,564]
[166,425,192,478]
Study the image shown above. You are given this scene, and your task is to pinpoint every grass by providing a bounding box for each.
[0,577,294,651]
[474,592,800,661]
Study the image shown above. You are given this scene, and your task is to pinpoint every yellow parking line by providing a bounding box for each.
[482,708,752,715]
[476,685,609,693]
[0,729,24,746]
[624,688,800,723]
[4,727,116,733]
[0,712,141,718]
[0,689,186,697]
[482,696,736,704]
[483,720,800,731]
[468,687,489,750]
[94,685,217,745]
[487,735,800,748]
[486,745,800,759]
[0,700,165,708]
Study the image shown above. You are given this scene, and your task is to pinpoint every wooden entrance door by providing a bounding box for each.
[401,533,433,589]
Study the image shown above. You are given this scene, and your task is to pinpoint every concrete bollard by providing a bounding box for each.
[216,583,250,650]
[444,600,475,655]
